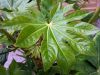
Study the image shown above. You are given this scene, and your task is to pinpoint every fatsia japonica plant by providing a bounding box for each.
[0,0,99,75]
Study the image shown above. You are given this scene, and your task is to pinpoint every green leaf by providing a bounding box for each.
[65,0,77,3]
[7,60,32,75]
[0,0,35,12]
[67,22,99,35]
[15,24,46,48]
[41,28,58,71]
[3,16,33,30]
[0,0,36,23]
[65,10,91,22]
[0,36,12,45]
[0,8,12,12]
[0,66,6,75]
[65,22,99,55]
[0,61,33,75]
[57,43,75,74]
[94,32,100,67]
[72,55,97,75]
[73,32,100,75]
[41,0,57,10]
[50,4,58,20]
[13,70,32,75]
[14,3,98,73]
[8,60,19,75]
[0,47,8,65]
[15,4,76,73]
[3,7,44,31]
[63,4,74,14]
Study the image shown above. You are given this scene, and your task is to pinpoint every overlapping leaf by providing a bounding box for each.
[0,60,32,75]
[0,0,35,12]
[94,32,100,68]
[65,10,92,22]
[71,31,100,75]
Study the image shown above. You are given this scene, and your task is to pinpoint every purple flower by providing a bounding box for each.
[96,18,100,28]
[97,0,100,7]
[4,49,25,69]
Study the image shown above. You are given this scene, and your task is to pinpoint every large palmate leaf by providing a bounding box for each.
[14,3,98,74]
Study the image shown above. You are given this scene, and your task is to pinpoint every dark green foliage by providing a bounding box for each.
[0,0,99,75]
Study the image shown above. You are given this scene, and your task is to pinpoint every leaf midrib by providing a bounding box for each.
[49,27,69,64]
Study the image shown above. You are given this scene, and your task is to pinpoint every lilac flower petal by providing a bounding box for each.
[4,49,26,69]
[13,50,25,63]
[97,0,100,7]
[4,52,14,69]
[96,18,100,28]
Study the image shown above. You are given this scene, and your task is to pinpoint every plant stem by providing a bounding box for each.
[60,1,63,9]
[0,29,16,43]
[88,7,100,23]
[36,0,41,11]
